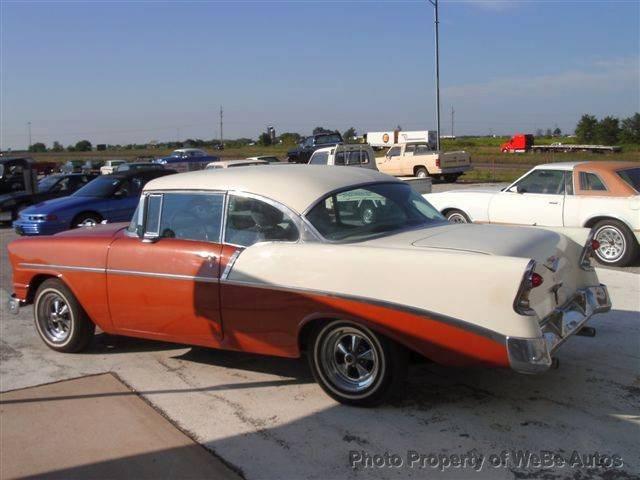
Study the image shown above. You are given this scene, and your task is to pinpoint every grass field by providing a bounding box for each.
[24,137,638,183]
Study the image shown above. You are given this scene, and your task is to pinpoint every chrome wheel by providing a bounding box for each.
[595,225,626,262]
[416,169,428,178]
[38,292,72,343]
[319,326,380,393]
[447,212,468,224]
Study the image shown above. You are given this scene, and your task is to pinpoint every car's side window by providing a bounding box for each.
[310,151,329,165]
[224,195,299,247]
[144,193,224,242]
[387,147,401,158]
[404,145,416,156]
[579,172,607,191]
[515,170,565,194]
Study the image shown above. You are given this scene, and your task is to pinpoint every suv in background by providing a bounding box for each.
[286,132,343,164]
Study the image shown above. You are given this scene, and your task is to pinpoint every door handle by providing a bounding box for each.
[548,201,559,205]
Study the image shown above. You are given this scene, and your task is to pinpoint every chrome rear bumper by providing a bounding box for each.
[507,284,611,374]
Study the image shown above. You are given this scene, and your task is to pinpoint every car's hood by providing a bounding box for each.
[362,223,567,261]
[22,195,99,215]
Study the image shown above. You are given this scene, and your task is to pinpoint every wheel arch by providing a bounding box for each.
[26,274,58,303]
[413,165,430,176]
[583,215,636,239]
[297,313,422,360]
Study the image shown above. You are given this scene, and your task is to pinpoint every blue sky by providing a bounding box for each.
[1,0,638,149]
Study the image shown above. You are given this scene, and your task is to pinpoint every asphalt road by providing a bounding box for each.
[1,224,639,479]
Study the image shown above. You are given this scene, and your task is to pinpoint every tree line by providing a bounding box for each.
[575,113,639,145]
[24,115,639,153]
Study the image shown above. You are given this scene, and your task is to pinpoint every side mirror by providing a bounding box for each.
[113,189,127,198]
[508,185,525,193]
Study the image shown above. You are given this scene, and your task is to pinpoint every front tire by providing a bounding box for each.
[308,321,407,407]
[34,279,95,352]
[593,219,638,267]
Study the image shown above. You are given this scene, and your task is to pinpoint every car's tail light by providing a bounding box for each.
[514,260,543,316]
[580,229,598,271]
[436,158,441,168]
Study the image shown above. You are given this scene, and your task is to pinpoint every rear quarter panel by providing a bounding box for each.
[222,242,539,367]
[563,195,640,233]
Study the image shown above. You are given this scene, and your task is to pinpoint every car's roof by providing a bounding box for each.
[173,148,204,153]
[534,161,639,171]
[144,165,400,213]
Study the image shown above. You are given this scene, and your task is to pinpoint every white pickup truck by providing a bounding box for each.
[425,161,640,266]
[376,142,472,183]
[309,144,432,194]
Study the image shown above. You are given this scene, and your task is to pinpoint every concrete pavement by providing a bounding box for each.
[0,374,241,479]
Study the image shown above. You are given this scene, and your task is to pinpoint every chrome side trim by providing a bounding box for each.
[107,269,219,283]
[19,263,106,274]
[221,249,243,281]
[219,278,505,343]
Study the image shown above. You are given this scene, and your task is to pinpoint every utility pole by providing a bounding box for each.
[451,106,455,137]
[428,0,441,151]
[27,122,32,150]
[176,127,180,143]
[219,106,223,148]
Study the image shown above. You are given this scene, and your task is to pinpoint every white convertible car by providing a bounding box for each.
[426,161,640,267]
[8,166,611,406]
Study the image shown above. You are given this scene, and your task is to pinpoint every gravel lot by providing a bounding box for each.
[1,221,638,479]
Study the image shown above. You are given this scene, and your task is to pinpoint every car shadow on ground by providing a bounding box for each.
[83,332,187,355]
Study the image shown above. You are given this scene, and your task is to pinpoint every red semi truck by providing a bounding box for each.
[500,134,534,153]
[501,134,621,154]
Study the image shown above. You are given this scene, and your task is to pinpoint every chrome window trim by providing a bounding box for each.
[221,249,243,281]
[144,193,163,237]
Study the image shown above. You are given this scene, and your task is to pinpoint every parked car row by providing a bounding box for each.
[8,165,612,406]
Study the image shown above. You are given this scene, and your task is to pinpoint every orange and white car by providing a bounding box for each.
[8,166,610,406]
[426,161,640,267]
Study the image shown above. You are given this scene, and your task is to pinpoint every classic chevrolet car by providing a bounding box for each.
[425,161,640,267]
[8,166,611,406]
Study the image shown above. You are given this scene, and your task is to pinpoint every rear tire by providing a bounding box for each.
[415,167,429,179]
[445,209,470,224]
[444,174,460,183]
[72,212,102,229]
[593,219,638,267]
[308,320,408,407]
[34,279,95,353]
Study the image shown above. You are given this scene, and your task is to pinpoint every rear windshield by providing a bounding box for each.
[617,167,640,193]
[316,134,342,145]
[306,183,444,242]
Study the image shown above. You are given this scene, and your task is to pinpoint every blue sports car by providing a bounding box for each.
[13,169,175,236]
